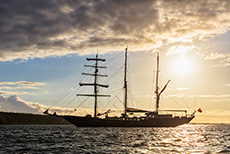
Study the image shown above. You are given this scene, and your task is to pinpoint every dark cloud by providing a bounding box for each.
[0,0,229,61]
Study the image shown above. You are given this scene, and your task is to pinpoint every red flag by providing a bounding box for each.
[198,108,202,113]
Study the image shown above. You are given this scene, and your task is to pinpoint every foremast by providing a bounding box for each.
[155,53,160,113]
[77,54,110,118]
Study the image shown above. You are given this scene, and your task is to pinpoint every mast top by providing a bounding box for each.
[86,53,106,61]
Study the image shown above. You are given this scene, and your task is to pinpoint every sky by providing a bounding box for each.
[0,0,229,123]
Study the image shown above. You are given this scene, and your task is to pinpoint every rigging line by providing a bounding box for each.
[75,99,86,109]
[105,51,124,66]
[55,76,90,107]
[50,59,92,107]
[76,75,93,94]
[49,72,81,107]
[116,94,124,106]
[132,95,141,109]
[171,81,191,109]
[107,64,123,70]
[127,60,133,90]
[129,91,149,109]
[108,80,123,85]
[98,97,106,108]
[74,97,91,114]
[103,89,123,108]
[149,70,156,110]
[131,52,154,71]
[76,96,84,109]
[104,65,124,84]
[78,95,91,105]
[51,67,94,107]
[164,92,184,109]
[112,104,120,110]
[105,87,122,94]
[62,97,77,108]
[128,93,137,108]
[57,79,83,105]
[53,88,76,107]
[59,91,76,108]
[127,88,135,107]
[112,104,124,111]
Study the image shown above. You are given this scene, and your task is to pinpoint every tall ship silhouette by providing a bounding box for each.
[45,48,199,127]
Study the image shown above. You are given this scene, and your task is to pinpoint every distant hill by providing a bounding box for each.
[0,111,70,125]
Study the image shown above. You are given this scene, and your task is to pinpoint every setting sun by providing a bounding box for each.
[174,54,192,76]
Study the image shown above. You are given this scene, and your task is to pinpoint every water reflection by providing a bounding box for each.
[0,124,230,153]
[127,124,230,153]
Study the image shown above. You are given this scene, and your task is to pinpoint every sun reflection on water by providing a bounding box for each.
[130,124,230,153]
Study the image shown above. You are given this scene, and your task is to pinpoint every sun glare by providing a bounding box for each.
[174,54,191,76]
[167,45,195,76]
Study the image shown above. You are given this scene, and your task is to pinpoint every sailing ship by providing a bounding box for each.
[45,48,197,127]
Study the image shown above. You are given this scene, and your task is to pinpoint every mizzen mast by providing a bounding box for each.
[77,53,110,118]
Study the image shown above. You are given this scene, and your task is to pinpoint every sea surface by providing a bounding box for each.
[0,124,230,154]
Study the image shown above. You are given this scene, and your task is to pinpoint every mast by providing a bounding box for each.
[94,54,99,118]
[155,53,170,114]
[124,47,128,118]
[77,53,110,118]
[155,53,160,113]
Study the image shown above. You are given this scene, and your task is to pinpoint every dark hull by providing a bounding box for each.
[61,115,194,127]
[0,111,70,125]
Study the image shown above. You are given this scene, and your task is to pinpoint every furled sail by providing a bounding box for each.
[126,107,148,113]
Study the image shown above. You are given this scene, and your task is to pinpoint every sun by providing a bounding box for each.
[174,54,191,76]
[167,45,195,76]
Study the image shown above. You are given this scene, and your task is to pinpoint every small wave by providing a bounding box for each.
[132,141,147,147]
[1,124,230,153]
[174,138,182,142]
[219,149,230,153]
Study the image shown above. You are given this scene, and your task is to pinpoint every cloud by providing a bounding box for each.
[16,81,45,86]
[0,81,45,96]
[0,95,75,115]
[0,95,38,113]
[204,52,230,67]
[0,0,229,61]
[0,81,45,86]
[176,88,189,91]
[198,94,230,98]
[166,94,230,98]
[0,95,107,116]
[0,86,20,90]
[166,45,195,55]
[0,91,29,95]
[225,84,230,87]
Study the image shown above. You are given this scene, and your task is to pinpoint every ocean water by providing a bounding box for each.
[0,124,230,154]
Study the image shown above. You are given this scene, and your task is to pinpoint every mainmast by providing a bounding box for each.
[77,54,110,118]
[155,53,170,113]
[124,47,128,118]
[155,53,160,113]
